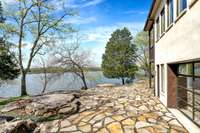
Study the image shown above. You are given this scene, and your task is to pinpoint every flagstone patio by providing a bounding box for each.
[33,81,188,133]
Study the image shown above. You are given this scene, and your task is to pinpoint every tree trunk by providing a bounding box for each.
[42,83,47,93]
[81,72,88,90]
[42,70,47,93]
[21,73,27,96]
[82,78,88,90]
[122,78,125,85]
[42,75,47,93]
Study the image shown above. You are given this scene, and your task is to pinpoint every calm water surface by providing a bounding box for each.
[0,71,121,98]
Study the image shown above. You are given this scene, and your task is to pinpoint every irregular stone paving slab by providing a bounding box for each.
[0,81,189,133]
[33,81,188,133]
[122,118,136,126]
[107,122,123,133]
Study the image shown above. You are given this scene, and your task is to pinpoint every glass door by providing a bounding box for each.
[177,62,200,127]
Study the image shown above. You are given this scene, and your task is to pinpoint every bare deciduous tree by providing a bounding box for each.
[134,31,150,77]
[37,57,54,93]
[53,36,93,90]
[1,0,77,96]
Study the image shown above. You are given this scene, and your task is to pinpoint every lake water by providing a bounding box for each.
[0,71,122,98]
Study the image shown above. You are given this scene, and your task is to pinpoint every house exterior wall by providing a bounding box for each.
[155,1,200,64]
[152,0,200,106]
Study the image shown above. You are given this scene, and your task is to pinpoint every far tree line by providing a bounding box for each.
[0,1,150,96]
[28,67,101,74]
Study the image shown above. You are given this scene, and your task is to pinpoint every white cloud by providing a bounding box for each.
[91,45,105,66]
[1,0,15,4]
[68,0,105,8]
[81,22,144,43]
[1,0,106,9]
[65,16,96,25]
[80,22,145,66]
[1,0,16,7]
[81,0,105,7]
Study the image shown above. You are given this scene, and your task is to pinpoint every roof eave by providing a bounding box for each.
[143,0,161,31]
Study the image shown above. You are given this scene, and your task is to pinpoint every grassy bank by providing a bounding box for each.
[0,96,27,106]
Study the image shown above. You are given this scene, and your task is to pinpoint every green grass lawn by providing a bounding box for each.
[0,96,27,106]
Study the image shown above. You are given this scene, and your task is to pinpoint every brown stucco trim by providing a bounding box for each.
[167,64,178,108]
[144,0,156,31]
[144,0,163,31]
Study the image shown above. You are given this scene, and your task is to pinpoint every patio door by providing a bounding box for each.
[177,62,200,127]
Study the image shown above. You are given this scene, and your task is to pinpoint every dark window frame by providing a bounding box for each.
[156,17,160,41]
[167,0,174,26]
[177,0,187,16]
[161,7,165,34]
[194,62,200,77]
[178,62,200,78]
[150,25,155,48]
[178,63,193,76]
[177,61,200,127]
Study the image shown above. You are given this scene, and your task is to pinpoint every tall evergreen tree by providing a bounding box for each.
[102,27,138,85]
[0,1,19,81]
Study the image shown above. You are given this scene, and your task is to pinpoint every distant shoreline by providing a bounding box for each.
[28,67,102,74]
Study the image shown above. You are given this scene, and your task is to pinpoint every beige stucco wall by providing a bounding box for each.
[155,1,200,64]
[153,0,200,106]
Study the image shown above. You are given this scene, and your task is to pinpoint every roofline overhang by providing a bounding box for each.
[144,0,161,31]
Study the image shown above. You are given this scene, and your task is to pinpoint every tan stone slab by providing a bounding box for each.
[97,128,109,133]
[122,118,136,126]
[107,122,123,133]
[124,126,135,133]
[60,125,77,132]
[97,84,115,88]
[112,115,125,121]
[78,124,92,132]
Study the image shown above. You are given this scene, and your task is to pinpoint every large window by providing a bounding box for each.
[179,63,193,75]
[177,62,200,127]
[167,0,174,26]
[195,63,200,76]
[156,17,160,40]
[161,64,165,93]
[150,26,154,47]
[161,8,165,34]
[157,65,160,97]
[177,0,187,16]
